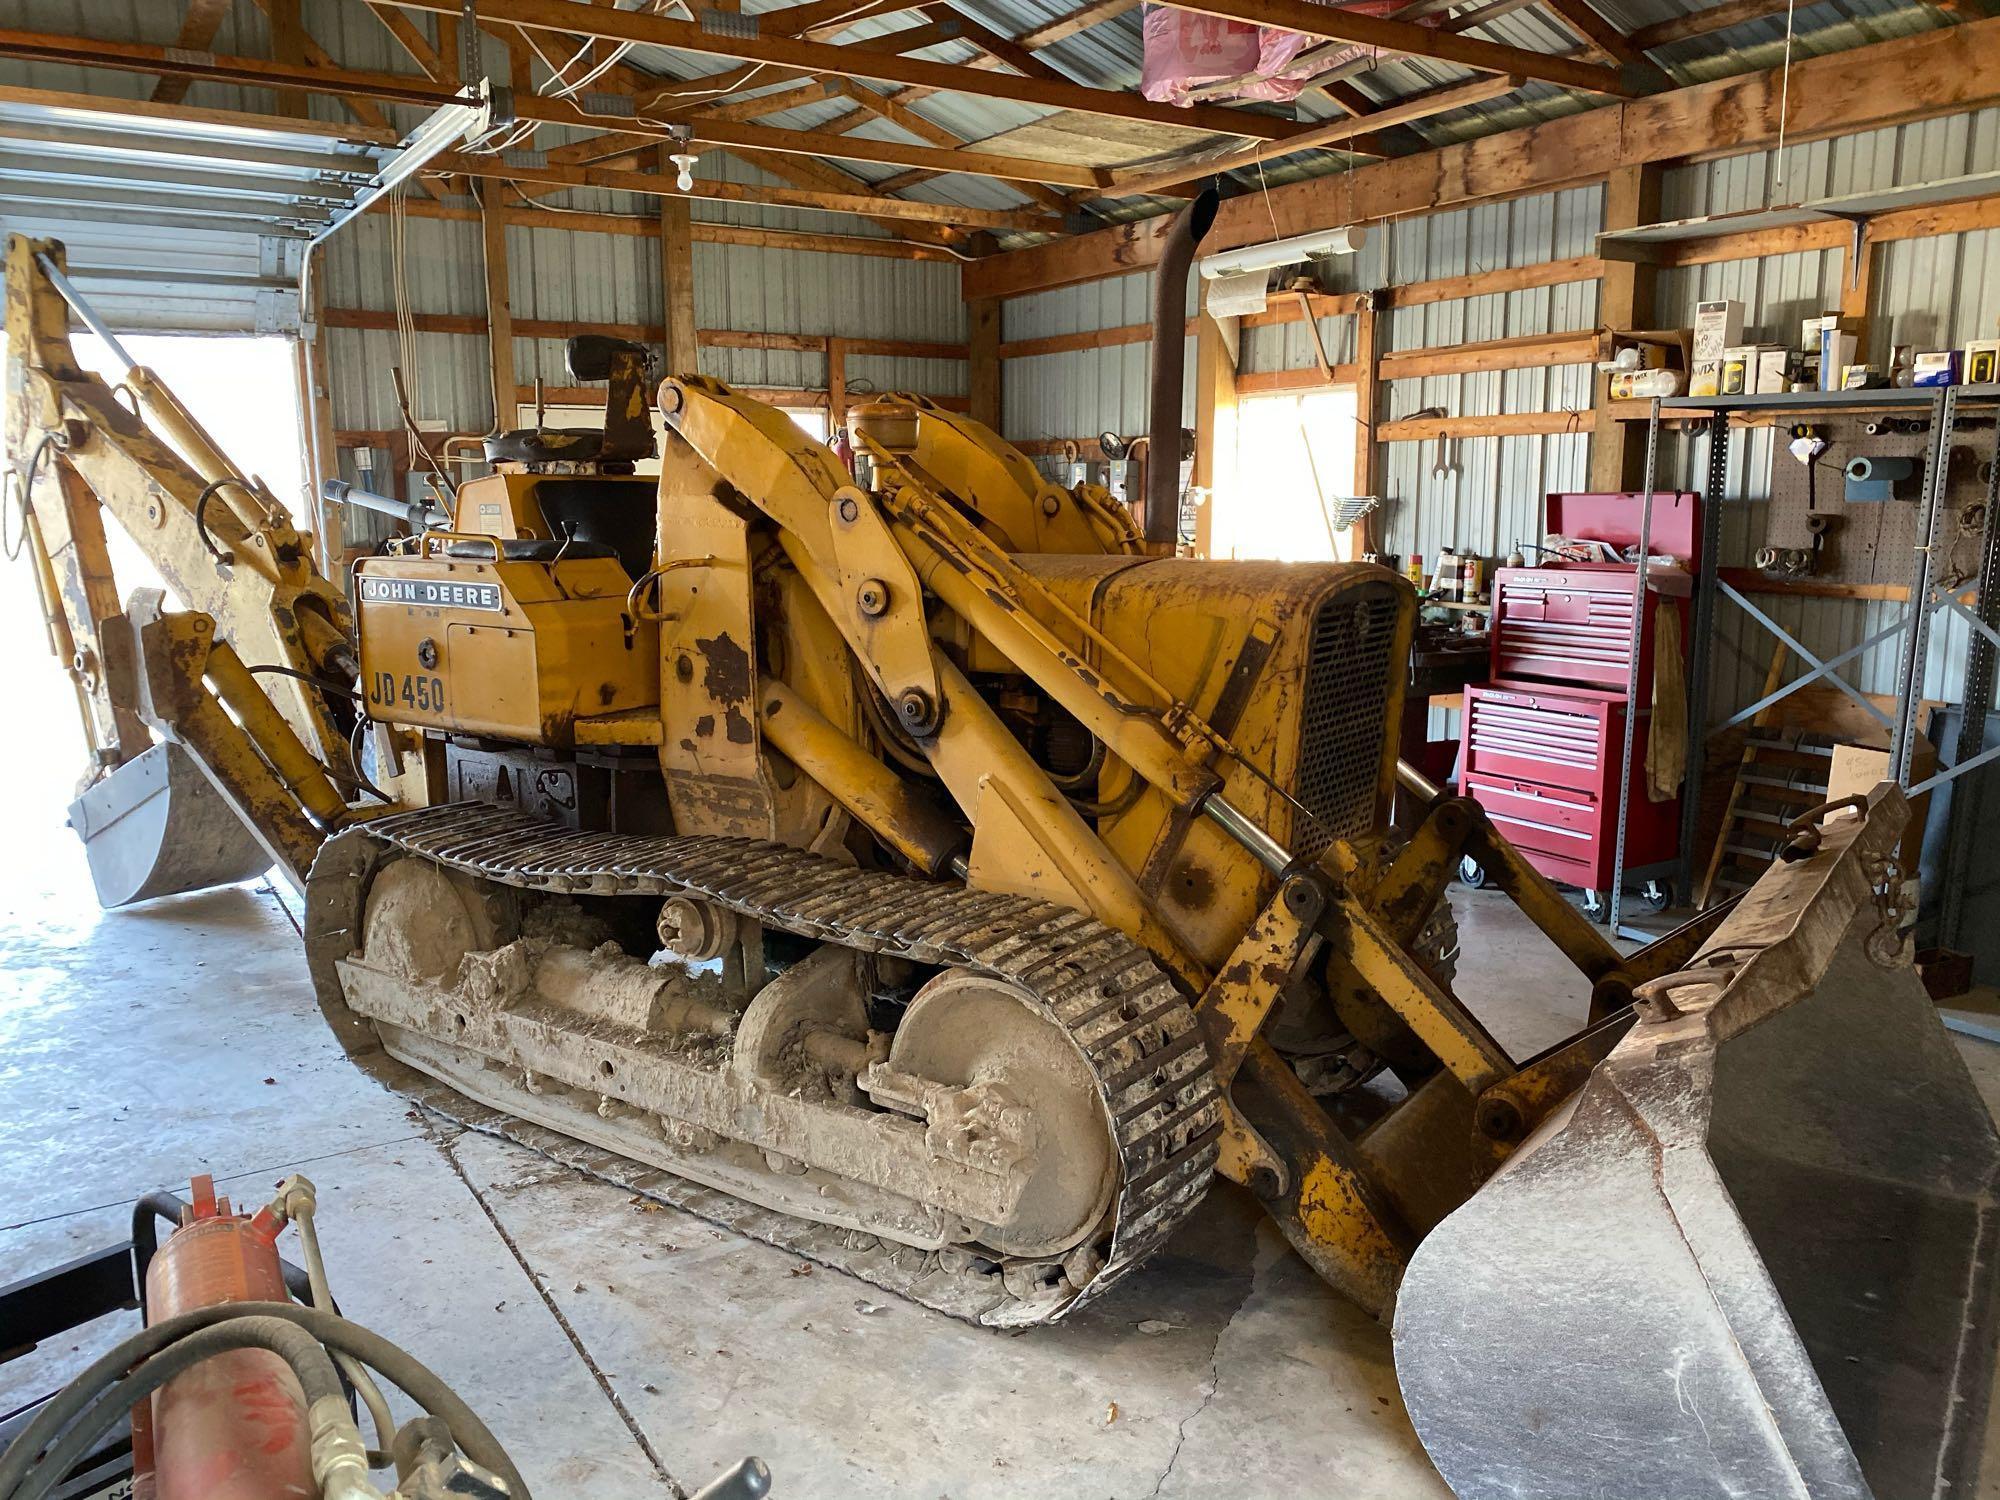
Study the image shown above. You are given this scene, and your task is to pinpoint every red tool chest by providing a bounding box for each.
[1458,492,1699,896]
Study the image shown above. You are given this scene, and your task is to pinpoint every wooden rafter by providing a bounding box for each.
[385,0,1315,139]
[246,0,443,198]
[152,0,232,104]
[438,150,1061,230]
[1627,0,1793,51]
[365,0,447,78]
[1016,0,1142,50]
[0,27,1107,191]
[1105,74,1523,199]
[827,78,1078,214]
[967,15,2000,298]
[1150,0,1633,94]
[1539,0,1670,83]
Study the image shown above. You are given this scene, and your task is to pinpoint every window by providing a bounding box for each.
[513,401,831,475]
[1214,388,1361,563]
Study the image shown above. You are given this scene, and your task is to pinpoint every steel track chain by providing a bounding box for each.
[315,802,1223,1323]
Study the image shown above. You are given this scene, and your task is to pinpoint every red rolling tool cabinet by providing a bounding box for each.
[1458,492,1700,905]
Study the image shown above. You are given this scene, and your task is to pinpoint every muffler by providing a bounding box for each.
[1395,784,2000,1499]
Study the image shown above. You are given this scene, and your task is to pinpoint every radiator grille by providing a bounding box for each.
[1293,586,1401,859]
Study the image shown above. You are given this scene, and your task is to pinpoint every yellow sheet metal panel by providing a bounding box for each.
[356,550,657,744]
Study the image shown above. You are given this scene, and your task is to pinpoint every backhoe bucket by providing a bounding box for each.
[1395,785,2000,1500]
[67,742,273,907]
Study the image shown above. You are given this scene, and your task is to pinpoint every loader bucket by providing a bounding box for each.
[1395,786,2000,1500]
[66,742,273,907]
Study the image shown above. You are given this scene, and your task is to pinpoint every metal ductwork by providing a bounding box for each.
[1145,186,1219,548]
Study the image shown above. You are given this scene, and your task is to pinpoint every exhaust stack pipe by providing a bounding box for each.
[1145,186,1219,549]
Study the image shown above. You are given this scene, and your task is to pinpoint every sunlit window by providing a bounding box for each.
[1215,389,1361,563]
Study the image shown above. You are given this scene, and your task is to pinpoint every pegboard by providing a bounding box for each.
[1762,414,1994,589]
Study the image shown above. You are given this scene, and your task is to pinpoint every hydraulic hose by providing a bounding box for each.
[7,1317,343,1500]
[0,1302,526,1500]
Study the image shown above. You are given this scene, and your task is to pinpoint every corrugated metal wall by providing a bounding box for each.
[1002,118,2000,725]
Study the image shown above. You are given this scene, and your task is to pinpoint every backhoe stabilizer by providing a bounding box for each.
[1394,783,2000,1500]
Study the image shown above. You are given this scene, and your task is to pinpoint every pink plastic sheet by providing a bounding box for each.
[1139,0,1434,106]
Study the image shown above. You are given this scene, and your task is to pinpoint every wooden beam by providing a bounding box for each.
[324,306,966,361]
[152,0,232,104]
[1017,0,1142,48]
[966,18,2000,299]
[1236,364,1361,394]
[1380,410,1587,441]
[714,145,965,249]
[0,24,1100,195]
[481,198,515,430]
[1353,296,1380,553]
[394,0,1308,140]
[1105,75,1522,199]
[1152,0,1634,94]
[247,0,443,199]
[1381,328,1600,379]
[1192,313,1238,559]
[659,164,699,375]
[389,190,959,260]
[1590,161,1661,491]
[828,79,1076,214]
[1383,255,1604,307]
[1539,0,1667,79]
[516,383,970,412]
[434,151,1058,231]
[1627,0,1791,51]
[1840,233,1877,367]
[516,98,1104,189]
[366,2,448,78]
[969,298,1002,430]
[828,336,850,429]
[266,0,308,117]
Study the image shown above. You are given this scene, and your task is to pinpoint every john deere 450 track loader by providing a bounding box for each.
[9,199,1997,1498]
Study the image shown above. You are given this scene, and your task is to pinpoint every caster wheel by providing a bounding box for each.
[1640,880,1671,914]
[1582,889,1610,924]
[1457,854,1489,890]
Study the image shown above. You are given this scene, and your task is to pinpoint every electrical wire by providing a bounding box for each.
[289,1197,396,1459]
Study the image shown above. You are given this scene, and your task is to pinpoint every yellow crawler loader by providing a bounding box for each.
[8,210,1997,1498]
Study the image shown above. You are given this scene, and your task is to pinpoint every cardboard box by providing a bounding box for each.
[1756,348,1794,393]
[1689,362,1722,398]
[1819,329,1858,391]
[1826,741,1935,868]
[1801,314,1842,351]
[1723,344,1783,394]
[1914,350,1961,386]
[1693,299,1744,366]
[1965,338,2000,384]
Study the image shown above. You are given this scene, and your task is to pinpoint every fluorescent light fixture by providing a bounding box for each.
[1197,224,1366,280]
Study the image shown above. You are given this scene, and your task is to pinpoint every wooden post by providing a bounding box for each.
[1354,294,1381,555]
[1589,163,1662,492]
[658,158,700,374]
[827,336,849,431]
[1193,313,1238,560]
[481,199,516,430]
[968,296,1001,432]
[1840,234,1878,365]
[266,0,308,116]
[294,268,341,575]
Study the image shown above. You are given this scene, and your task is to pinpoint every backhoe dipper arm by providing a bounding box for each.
[3,236,357,783]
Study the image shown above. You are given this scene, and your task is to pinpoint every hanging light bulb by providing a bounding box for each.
[670,151,698,193]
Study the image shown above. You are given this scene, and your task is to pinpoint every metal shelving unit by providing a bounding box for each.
[1630,384,2000,918]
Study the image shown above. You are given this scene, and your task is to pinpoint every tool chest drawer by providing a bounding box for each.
[1462,684,1615,793]
[1489,568,1654,689]
[1461,773,1602,889]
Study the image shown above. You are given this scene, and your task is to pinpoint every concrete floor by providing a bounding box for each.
[5,726,2000,1495]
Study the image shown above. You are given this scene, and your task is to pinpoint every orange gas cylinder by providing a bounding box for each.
[136,1177,315,1500]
